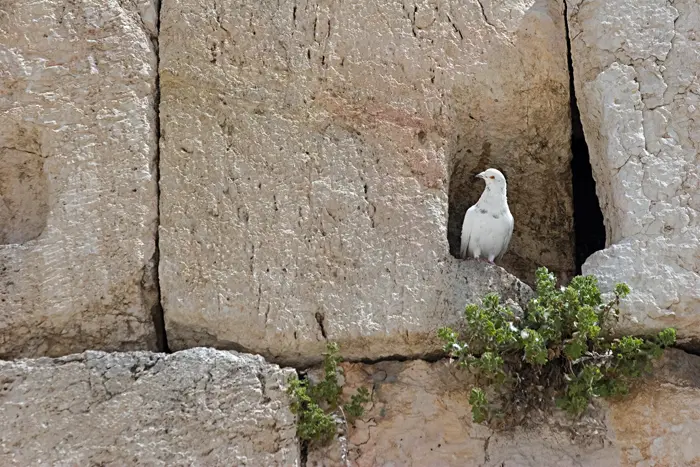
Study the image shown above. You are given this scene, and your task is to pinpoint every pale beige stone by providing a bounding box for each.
[0,0,160,356]
[324,359,490,466]
[569,0,700,338]
[0,348,300,465]
[308,359,617,466]
[310,349,700,466]
[608,349,700,467]
[159,0,571,365]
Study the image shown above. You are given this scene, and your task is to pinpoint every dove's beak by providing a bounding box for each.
[475,172,485,179]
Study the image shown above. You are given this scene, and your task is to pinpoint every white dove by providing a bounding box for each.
[460,168,514,263]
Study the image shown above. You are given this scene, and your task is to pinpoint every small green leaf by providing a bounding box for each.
[614,283,631,298]
[469,387,489,423]
[564,340,586,360]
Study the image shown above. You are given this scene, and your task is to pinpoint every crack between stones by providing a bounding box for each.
[348,351,446,366]
[564,0,606,273]
[673,341,700,358]
[286,344,700,372]
[150,0,169,353]
[291,351,448,372]
[483,434,492,462]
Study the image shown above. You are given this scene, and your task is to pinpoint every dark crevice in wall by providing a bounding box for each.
[349,351,446,366]
[149,250,169,352]
[675,340,700,358]
[294,370,310,466]
[314,312,328,340]
[150,0,169,353]
[564,2,606,274]
[291,350,447,372]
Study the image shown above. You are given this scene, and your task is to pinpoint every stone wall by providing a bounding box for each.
[2,346,698,466]
[0,0,160,357]
[0,0,698,464]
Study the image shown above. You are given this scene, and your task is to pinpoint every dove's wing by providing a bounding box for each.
[496,211,514,261]
[460,206,477,259]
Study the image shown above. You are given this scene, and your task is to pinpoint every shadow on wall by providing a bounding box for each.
[0,124,48,245]
[570,122,605,274]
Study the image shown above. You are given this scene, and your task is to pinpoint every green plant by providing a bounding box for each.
[343,386,371,420]
[438,267,676,427]
[287,342,371,446]
[287,377,337,445]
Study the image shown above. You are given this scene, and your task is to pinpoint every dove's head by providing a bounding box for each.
[476,168,507,188]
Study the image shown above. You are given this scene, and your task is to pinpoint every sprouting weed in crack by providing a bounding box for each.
[438,266,676,429]
[287,342,371,448]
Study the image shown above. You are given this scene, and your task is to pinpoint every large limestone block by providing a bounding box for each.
[308,358,617,466]
[0,348,300,465]
[568,0,700,338]
[310,349,700,466]
[0,0,160,356]
[159,0,569,364]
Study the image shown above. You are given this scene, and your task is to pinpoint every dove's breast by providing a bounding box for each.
[467,209,512,259]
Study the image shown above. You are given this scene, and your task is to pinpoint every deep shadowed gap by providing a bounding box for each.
[151,0,170,353]
[295,370,311,465]
[447,151,472,260]
[565,3,606,274]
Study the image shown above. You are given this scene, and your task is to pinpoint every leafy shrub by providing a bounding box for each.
[287,342,371,446]
[438,267,676,426]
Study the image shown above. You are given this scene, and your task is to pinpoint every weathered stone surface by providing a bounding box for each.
[0,0,160,356]
[159,0,570,364]
[308,359,616,466]
[569,0,700,337]
[310,349,700,466]
[0,348,300,466]
[607,349,700,466]
[163,250,530,365]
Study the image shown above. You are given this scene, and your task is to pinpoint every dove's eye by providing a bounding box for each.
[490,176,495,179]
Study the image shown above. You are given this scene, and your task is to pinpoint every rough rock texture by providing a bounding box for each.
[310,349,700,466]
[0,0,160,356]
[569,0,700,338]
[0,348,299,466]
[159,0,570,365]
[308,359,615,466]
[608,349,700,466]
[163,248,530,365]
